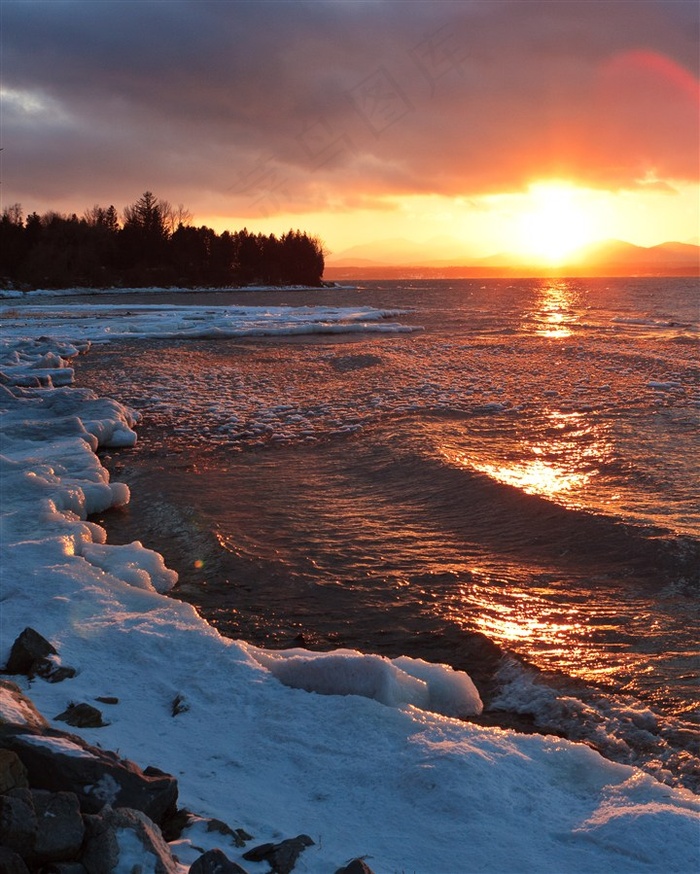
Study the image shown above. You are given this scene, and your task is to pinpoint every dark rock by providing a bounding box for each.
[160,806,191,842]
[0,788,84,865]
[171,694,189,716]
[54,703,106,729]
[205,818,252,847]
[143,765,170,778]
[82,806,179,874]
[0,790,37,858]
[0,846,30,874]
[94,697,119,705]
[0,750,28,792]
[189,848,249,874]
[31,790,84,863]
[335,860,376,874]
[4,628,56,675]
[3,628,75,683]
[35,663,77,684]
[42,864,88,874]
[2,728,178,826]
[243,842,275,862]
[243,835,314,874]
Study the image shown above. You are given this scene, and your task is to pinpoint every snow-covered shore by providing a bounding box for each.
[1,303,698,873]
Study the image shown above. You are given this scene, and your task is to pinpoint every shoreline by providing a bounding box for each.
[74,335,700,791]
[89,444,512,712]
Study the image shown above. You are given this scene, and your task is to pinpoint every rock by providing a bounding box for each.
[0,790,37,858]
[242,835,315,874]
[54,703,106,729]
[3,628,75,683]
[35,663,77,684]
[82,806,179,874]
[171,694,189,716]
[31,790,84,863]
[0,750,28,792]
[94,697,119,706]
[0,788,84,865]
[42,864,88,873]
[0,681,49,730]
[335,860,376,874]
[4,628,56,675]
[160,806,191,842]
[189,848,250,874]
[2,728,178,826]
[0,846,30,874]
[205,818,252,847]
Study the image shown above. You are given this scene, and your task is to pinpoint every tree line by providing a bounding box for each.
[0,191,326,289]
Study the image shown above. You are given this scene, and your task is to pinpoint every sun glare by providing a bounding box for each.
[515,183,600,264]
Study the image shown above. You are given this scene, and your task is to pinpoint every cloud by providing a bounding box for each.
[2,0,698,220]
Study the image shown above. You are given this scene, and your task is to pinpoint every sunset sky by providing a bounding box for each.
[2,0,698,263]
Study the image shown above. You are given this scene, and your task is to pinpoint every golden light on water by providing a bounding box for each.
[475,457,590,496]
[527,279,580,338]
[438,406,612,503]
[442,429,596,501]
[443,579,588,656]
[472,589,581,645]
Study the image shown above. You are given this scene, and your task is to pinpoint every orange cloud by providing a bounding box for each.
[2,0,698,221]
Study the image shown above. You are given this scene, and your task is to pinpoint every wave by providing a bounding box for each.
[348,421,700,588]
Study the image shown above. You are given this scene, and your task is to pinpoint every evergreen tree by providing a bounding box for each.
[0,191,325,289]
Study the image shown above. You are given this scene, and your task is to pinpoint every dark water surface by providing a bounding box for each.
[75,278,699,789]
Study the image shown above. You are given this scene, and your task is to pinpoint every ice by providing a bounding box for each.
[246,647,483,717]
[81,542,178,593]
[392,654,484,717]
[0,322,698,873]
[0,302,420,345]
[491,659,698,788]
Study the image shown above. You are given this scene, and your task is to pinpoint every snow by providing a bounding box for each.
[21,735,98,760]
[0,302,698,874]
[0,683,47,728]
[115,828,160,873]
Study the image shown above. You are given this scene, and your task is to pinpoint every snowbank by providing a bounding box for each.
[0,311,698,874]
[246,647,483,718]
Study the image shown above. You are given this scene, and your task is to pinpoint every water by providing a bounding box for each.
[75,277,700,789]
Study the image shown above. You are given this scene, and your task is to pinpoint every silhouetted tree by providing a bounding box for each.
[0,192,325,290]
[160,200,193,235]
[0,204,26,280]
[119,191,171,283]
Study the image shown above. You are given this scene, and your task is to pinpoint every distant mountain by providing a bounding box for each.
[327,235,477,267]
[324,238,699,279]
[648,241,700,261]
[570,239,699,272]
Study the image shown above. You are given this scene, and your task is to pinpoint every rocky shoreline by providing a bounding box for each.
[0,631,372,874]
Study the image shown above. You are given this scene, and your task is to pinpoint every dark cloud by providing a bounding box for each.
[2,0,697,219]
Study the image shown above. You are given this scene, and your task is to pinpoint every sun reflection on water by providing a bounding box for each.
[525,279,582,338]
[474,456,589,495]
[439,410,612,503]
[441,577,590,659]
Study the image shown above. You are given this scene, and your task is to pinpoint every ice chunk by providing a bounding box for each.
[246,646,483,717]
[81,541,178,593]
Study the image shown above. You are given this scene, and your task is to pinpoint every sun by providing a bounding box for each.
[514,183,600,264]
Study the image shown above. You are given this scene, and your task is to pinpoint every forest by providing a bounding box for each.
[0,191,326,289]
